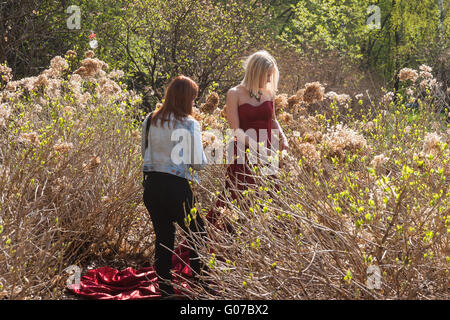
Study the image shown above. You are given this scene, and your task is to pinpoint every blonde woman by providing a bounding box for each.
[227,50,288,151]
[207,50,288,224]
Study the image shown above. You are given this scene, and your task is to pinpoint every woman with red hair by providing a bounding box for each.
[67,76,209,300]
[142,75,208,298]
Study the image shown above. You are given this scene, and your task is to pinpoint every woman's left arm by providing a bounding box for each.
[271,102,289,151]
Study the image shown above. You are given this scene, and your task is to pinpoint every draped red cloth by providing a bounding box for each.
[67,241,194,300]
[67,100,278,300]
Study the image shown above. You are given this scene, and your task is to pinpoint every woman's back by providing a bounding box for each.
[141,113,207,183]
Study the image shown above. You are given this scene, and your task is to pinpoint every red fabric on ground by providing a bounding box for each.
[67,241,192,300]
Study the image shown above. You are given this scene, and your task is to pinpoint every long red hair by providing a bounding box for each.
[151,75,198,128]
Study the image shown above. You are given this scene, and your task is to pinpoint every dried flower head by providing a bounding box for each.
[131,130,140,139]
[85,50,95,59]
[51,175,70,192]
[303,82,325,104]
[5,81,17,92]
[201,92,220,114]
[370,154,389,172]
[363,121,375,131]
[43,78,62,99]
[337,94,351,105]
[74,58,107,78]
[83,156,101,172]
[420,71,433,80]
[278,112,293,124]
[421,78,440,90]
[80,92,91,104]
[107,69,125,79]
[431,121,440,132]
[405,125,411,134]
[419,64,432,73]
[202,130,217,148]
[101,196,111,204]
[422,132,442,156]
[420,79,428,90]
[53,141,74,153]
[50,56,69,74]
[304,131,323,144]
[322,124,368,159]
[32,74,49,91]
[293,106,308,118]
[381,92,394,105]
[212,107,222,118]
[96,78,121,97]
[203,114,223,130]
[0,103,11,118]
[64,106,75,114]
[295,88,305,100]
[325,91,337,100]
[274,94,288,111]
[325,91,351,105]
[65,50,77,59]
[297,142,320,164]
[0,64,12,84]
[398,68,418,82]
[69,73,82,84]
[18,131,40,146]
[192,106,202,122]
[33,104,42,113]
[0,103,11,127]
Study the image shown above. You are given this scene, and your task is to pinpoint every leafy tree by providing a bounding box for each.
[279,0,371,60]
[280,0,449,88]
[0,0,121,78]
[0,0,71,77]
[86,0,272,108]
[368,0,450,89]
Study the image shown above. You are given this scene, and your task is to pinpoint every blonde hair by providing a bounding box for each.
[241,50,279,98]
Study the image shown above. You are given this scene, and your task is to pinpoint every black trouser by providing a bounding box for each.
[142,171,206,296]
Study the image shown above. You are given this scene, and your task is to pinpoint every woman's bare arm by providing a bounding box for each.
[271,100,289,151]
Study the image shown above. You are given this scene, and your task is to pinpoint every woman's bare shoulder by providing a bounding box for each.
[227,86,239,96]
[226,85,244,104]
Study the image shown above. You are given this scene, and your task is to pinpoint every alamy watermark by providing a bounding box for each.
[66,5,81,30]
[367,5,381,30]
[366,265,382,290]
[64,265,82,290]
[148,128,282,176]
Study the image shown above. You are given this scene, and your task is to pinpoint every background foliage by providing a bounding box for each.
[1,0,448,104]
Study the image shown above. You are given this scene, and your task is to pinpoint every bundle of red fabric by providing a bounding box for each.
[67,241,193,300]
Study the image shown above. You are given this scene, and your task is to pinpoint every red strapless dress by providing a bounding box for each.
[206,100,280,225]
[67,100,280,299]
